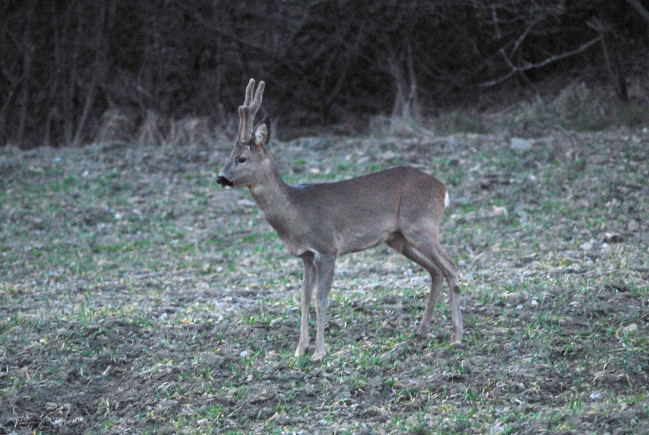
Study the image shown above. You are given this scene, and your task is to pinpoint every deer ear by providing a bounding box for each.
[253,117,271,147]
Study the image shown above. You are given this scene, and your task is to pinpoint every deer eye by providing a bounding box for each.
[237,156,247,164]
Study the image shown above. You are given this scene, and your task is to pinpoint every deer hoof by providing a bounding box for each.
[450,334,463,345]
[311,349,326,361]
[295,344,309,357]
[416,323,432,338]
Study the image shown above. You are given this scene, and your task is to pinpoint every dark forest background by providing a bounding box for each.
[1,0,648,148]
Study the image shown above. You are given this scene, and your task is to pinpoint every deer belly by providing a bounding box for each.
[336,224,394,255]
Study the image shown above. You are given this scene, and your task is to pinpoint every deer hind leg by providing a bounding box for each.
[399,230,463,344]
[386,233,444,337]
[434,245,463,343]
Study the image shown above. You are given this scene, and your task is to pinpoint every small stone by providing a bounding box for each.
[568,263,581,272]
[579,240,594,251]
[511,137,532,150]
[491,423,504,433]
[621,323,638,333]
[628,220,640,232]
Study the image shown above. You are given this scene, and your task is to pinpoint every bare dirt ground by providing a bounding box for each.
[1,128,648,433]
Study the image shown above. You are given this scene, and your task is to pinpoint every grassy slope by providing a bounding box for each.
[1,128,648,434]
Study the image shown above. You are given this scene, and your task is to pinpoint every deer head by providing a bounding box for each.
[217,79,270,188]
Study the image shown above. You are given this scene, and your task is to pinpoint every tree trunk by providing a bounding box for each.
[389,41,420,123]
[597,21,628,102]
[63,0,83,146]
[0,83,18,146]
[611,33,628,102]
[17,0,36,147]
[73,0,116,145]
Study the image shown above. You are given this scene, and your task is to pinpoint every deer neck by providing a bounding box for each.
[248,158,294,227]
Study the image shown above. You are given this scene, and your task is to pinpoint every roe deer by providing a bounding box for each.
[218,79,462,360]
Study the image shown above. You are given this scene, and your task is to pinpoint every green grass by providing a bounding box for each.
[1,128,648,433]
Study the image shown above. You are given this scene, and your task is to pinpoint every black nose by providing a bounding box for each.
[217,175,233,187]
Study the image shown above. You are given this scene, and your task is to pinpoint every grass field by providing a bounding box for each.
[1,127,648,433]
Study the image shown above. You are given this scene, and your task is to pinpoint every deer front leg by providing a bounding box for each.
[295,257,316,357]
[312,255,336,361]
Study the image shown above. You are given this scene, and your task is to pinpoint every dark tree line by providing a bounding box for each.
[1,0,648,147]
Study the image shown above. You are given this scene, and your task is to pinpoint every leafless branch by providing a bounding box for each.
[480,36,602,87]
[510,15,544,58]
[491,5,502,39]
[627,0,649,24]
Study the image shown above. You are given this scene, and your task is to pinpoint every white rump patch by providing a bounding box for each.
[444,190,450,207]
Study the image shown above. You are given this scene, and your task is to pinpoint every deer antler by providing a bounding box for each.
[237,78,265,143]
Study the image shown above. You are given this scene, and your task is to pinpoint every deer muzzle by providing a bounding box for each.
[217,174,234,187]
